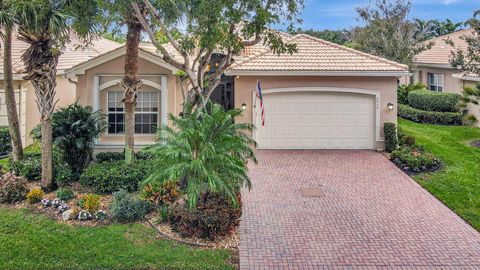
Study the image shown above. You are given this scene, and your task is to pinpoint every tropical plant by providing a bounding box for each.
[31,102,106,176]
[132,0,302,110]
[12,0,99,190]
[351,0,432,66]
[458,84,480,124]
[0,1,23,161]
[145,101,256,208]
[397,82,427,104]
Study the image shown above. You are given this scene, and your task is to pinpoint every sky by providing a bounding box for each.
[289,0,480,31]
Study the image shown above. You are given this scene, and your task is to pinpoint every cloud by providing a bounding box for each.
[442,0,460,5]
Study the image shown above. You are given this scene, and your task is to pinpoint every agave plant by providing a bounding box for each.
[32,102,107,176]
[144,101,257,208]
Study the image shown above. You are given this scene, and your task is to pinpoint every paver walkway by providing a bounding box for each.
[240,150,480,269]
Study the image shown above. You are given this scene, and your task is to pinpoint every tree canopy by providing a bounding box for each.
[133,0,303,109]
[349,0,431,66]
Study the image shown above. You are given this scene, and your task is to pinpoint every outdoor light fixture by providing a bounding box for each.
[241,103,247,111]
[387,103,394,111]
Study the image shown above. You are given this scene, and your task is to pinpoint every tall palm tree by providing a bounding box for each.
[99,0,147,164]
[13,0,99,190]
[0,2,23,161]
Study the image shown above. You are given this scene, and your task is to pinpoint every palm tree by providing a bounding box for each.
[13,0,99,190]
[99,0,147,164]
[144,101,257,208]
[0,1,23,161]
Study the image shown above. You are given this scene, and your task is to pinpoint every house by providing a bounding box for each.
[0,33,408,151]
[406,29,480,126]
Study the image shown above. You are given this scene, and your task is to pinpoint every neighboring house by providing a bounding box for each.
[406,29,480,126]
[0,33,408,151]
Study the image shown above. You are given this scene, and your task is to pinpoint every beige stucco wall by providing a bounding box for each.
[233,76,398,149]
[412,66,463,94]
[21,76,77,146]
[76,55,182,148]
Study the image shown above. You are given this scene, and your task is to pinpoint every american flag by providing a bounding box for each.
[256,79,265,126]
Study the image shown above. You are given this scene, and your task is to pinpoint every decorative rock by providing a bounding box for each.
[62,209,77,221]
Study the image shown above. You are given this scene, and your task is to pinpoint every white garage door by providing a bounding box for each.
[254,91,375,149]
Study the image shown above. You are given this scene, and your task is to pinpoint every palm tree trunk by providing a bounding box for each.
[3,26,23,161]
[23,42,59,191]
[122,21,142,164]
[41,118,53,190]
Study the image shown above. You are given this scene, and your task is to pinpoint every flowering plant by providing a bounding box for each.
[40,198,50,208]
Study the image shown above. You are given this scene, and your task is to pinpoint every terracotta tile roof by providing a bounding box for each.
[414,29,473,66]
[228,34,408,72]
[0,32,122,75]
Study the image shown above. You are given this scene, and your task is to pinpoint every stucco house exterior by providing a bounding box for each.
[0,32,408,151]
[404,29,480,126]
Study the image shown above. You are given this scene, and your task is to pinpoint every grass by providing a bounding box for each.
[0,207,233,270]
[399,118,480,231]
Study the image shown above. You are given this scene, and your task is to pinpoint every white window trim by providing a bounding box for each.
[106,90,160,135]
[93,75,168,143]
[427,73,444,92]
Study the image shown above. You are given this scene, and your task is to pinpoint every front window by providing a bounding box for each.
[427,73,443,92]
[107,91,159,134]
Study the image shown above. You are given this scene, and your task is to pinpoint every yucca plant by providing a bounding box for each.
[32,102,107,176]
[459,83,480,125]
[144,101,256,208]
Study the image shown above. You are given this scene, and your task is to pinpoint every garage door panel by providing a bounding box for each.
[255,90,375,150]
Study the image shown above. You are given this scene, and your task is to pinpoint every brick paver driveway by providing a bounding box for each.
[240,150,480,269]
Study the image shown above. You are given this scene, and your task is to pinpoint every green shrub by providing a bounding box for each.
[9,152,42,180]
[54,165,74,187]
[0,173,28,203]
[80,161,152,194]
[0,126,11,156]
[383,122,397,153]
[95,150,154,163]
[56,188,74,201]
[407,90,461,112]
[391,146,441,174]
[26,188,44,204]
[397,83,426,104]
[31,102,107,176]
[8,150,73,185]
[168,192,242,240]
[398,104,463,125]
[110,190,152,222]
[95,152,124,163]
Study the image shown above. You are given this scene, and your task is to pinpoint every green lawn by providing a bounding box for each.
[0,207,233,270]
[399,118,480,231]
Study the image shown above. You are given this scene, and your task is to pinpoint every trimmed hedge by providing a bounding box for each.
[407,90,460,112]
[398,104,463,125]
[80,161,152,194]
[384,122,397,153]
[0,126,11,156]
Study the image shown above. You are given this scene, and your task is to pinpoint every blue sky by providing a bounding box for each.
[290,0,480,30]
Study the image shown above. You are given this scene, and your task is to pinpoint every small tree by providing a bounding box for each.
[450,11,480,123]
[13,0,99,190]
[145,101,256,208]
[0,1,23,161]
[351,0,431,66]
[132,0,302,110]
[451,11,480,76]
[31,102,107,176]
